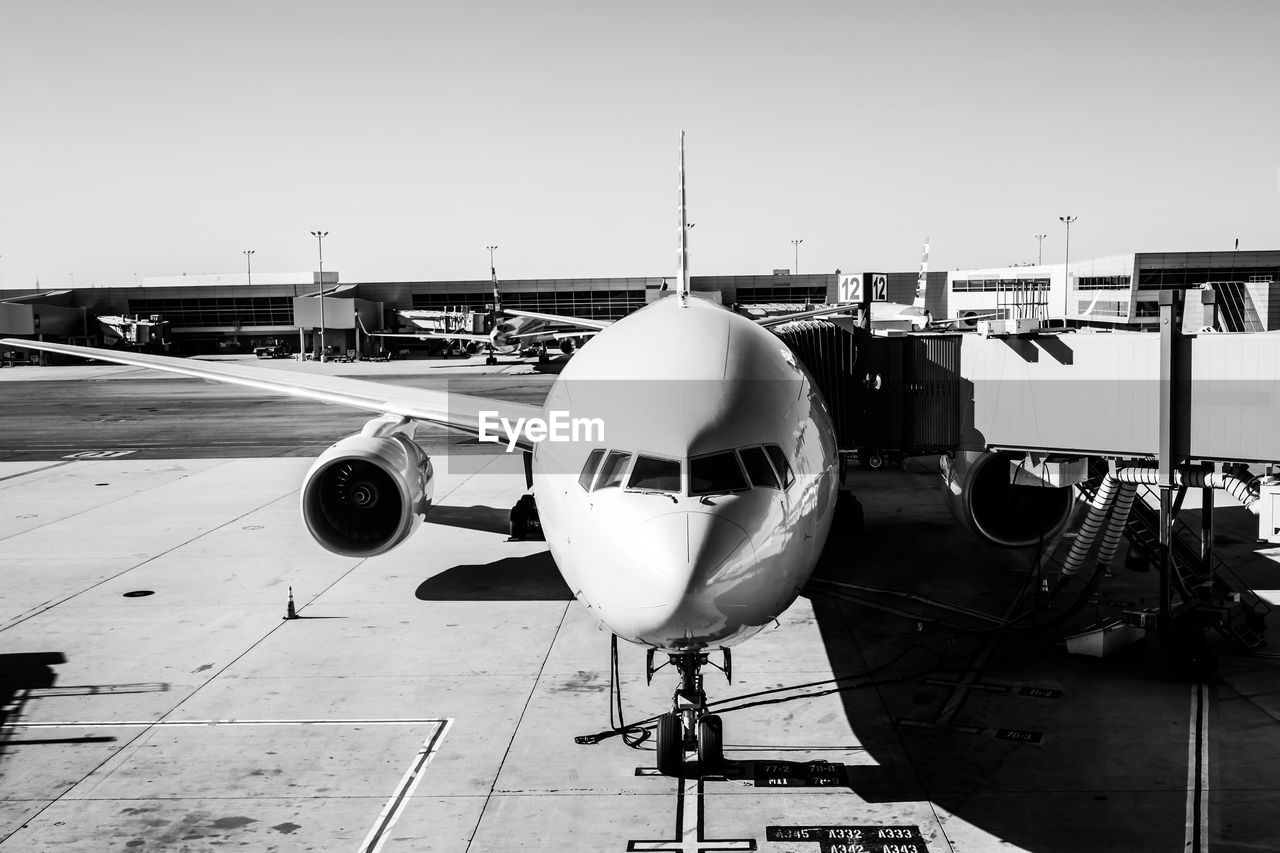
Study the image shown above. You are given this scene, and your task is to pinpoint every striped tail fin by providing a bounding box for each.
[491,257,502,314]
[913,235,930,309]
[676,131,690,304]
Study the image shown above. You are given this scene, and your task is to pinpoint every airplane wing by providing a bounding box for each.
[367,329,494,344]
[507,329,600,341]
[756,304,856,328]
[501,308,611,331]
[0,338,541,450]
[2,290,71,303]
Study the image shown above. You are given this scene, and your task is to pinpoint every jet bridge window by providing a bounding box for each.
[738,446,781,489]
[627,455,681,492]
[764,444,795,488]
[577,449,606,492]
[689,451,750,496]
[594,450,632,490]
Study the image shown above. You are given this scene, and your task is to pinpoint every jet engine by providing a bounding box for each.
[300,421,434,557]
[940,450,1074,548]
[559,338,577,354]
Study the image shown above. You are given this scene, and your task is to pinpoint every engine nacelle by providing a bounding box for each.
[940,450,1073,548]
[301,429,434,557]
[559,338,577,354]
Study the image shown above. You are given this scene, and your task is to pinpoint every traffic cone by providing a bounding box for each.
[284,586,298,620]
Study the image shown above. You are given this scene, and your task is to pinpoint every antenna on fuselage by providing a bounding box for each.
[676,131,690,306]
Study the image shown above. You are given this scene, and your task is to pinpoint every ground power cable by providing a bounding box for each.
[573,640,941,748]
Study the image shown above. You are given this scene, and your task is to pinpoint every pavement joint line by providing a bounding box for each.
[0,474,299,633]
[464,600,572,853]
[432,452,504,506]
[9,718,450,728]
[0,455,242,545]
[0,460,76,482]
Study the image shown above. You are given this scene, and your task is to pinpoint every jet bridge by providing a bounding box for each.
[773,293,1280,678]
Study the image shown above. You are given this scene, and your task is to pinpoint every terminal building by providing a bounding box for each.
[0,271,841,357]
[947,250,1280,332]
[2,250,1277,357]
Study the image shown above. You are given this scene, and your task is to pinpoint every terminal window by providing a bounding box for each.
[1138,266,1280,289]
[953,277,1049,293]
[413,289,644,321]
[1076,275,1131,290]
[736,286,828,304]
[127,296,293,327]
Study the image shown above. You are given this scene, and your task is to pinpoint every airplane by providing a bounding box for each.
[96,314,173,352]
[373,262,607,364]
[0,133,1063,775]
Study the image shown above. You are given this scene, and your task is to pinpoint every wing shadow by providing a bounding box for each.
[416,550,572,601]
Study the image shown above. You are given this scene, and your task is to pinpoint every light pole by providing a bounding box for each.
[1034,233,1047,266]
[311,231,328,361]
[1058,216,1077,318]
[243,250,255,287]
[791,239,803,275]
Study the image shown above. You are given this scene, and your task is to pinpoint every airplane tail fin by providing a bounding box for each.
[490,253,502,317]
[676,131,690,304]
[913,236,930,309]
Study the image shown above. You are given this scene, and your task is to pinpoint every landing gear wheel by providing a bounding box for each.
[486,355,498,365]
[656,712,683,776]
[697,714,724,772]
[509,507,528,540]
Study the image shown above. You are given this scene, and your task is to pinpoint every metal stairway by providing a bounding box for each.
[1076,478,1269,650]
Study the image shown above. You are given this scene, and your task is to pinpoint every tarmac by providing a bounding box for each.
[2,355,1280,852]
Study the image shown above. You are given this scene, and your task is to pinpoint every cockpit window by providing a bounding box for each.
[689,451,749,496]
[764,444,795,488]
[577,448,606,491]
[739,446,780,489]
[594,451,632,490]
[627,455,681,492]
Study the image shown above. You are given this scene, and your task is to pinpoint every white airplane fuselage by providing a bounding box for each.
[532,295,839,653]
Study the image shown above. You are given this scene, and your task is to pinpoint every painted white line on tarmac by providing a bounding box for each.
[1184,683,1209,853]
[12,717,448,728]
[359,718,452,853]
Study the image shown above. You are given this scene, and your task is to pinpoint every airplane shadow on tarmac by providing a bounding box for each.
[800,494,1231,849]
[415,550,573,601]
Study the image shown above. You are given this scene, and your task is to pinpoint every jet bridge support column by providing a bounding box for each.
[1156,290,1216,679]
[1157,291,1179,639]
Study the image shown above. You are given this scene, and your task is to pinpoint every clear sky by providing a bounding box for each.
[2,0,1277,289]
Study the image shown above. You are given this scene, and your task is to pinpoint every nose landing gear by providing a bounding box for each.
[649,648,731,777]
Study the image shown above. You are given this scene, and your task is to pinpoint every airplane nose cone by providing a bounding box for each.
[611,511,756,642]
